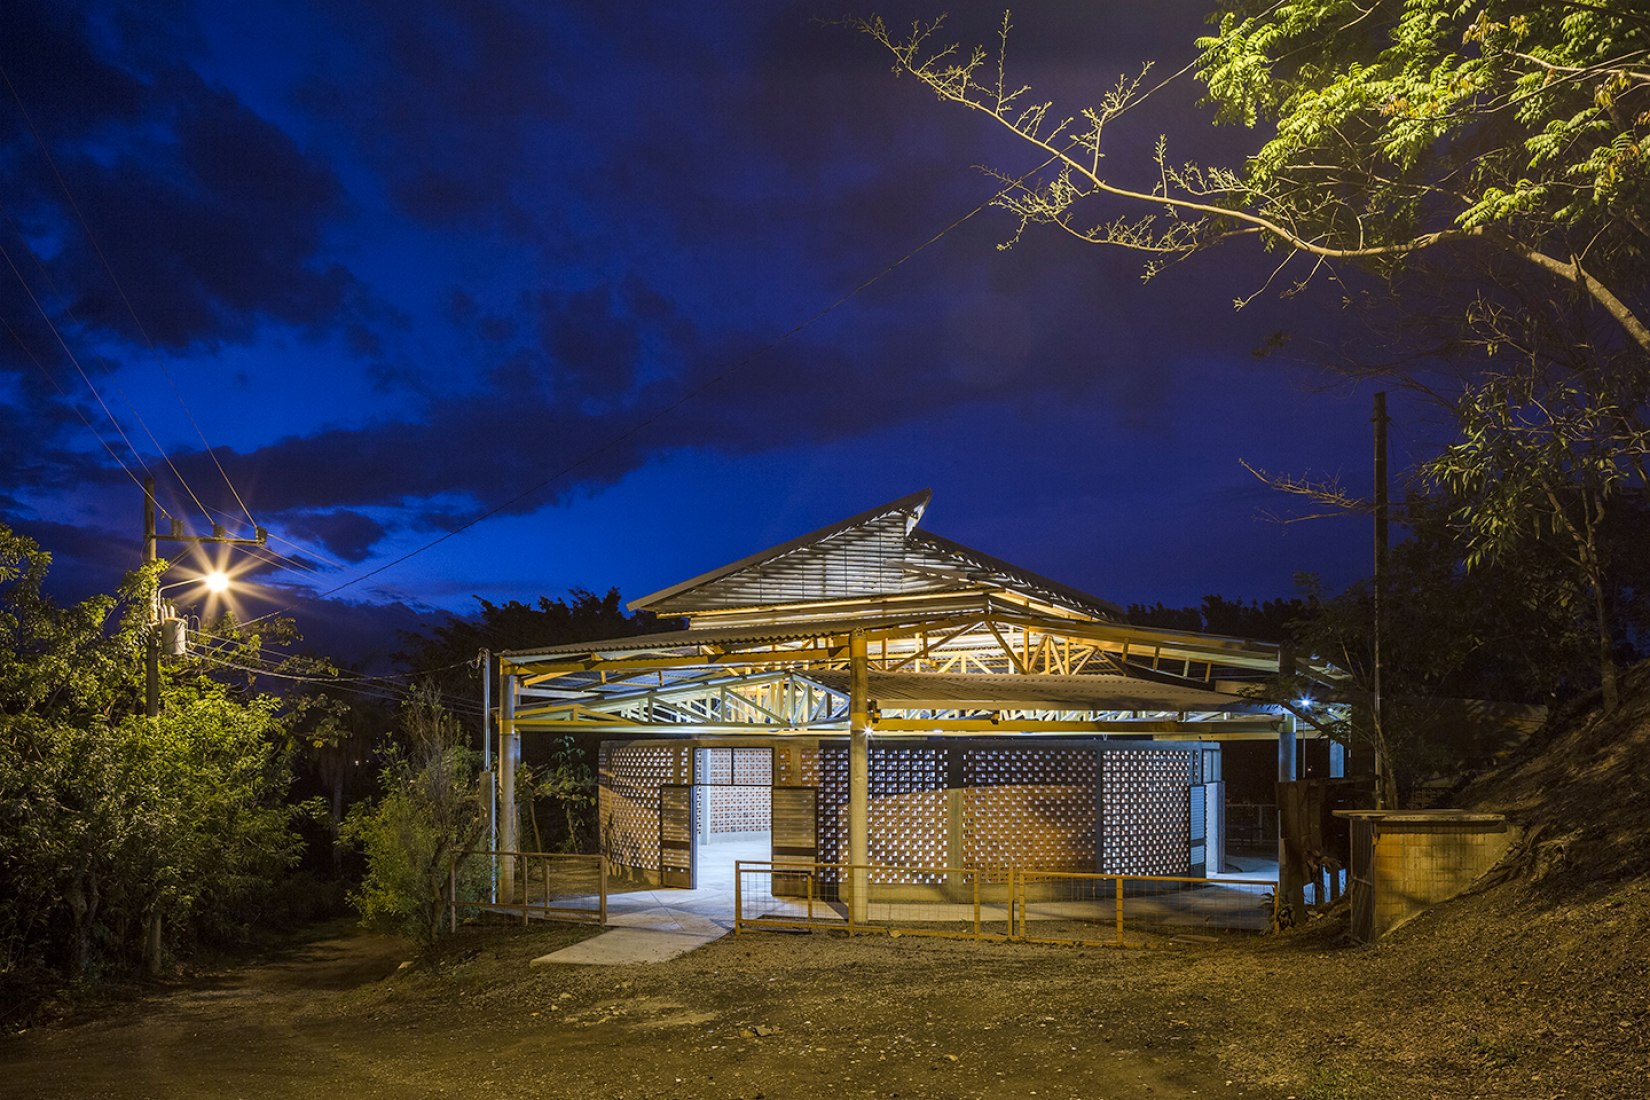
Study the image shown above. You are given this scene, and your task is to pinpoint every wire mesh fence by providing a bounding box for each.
[736,861,1015,940]
[735,860,1275,946]
[449,850,606,928]
[1015,871,1275,945]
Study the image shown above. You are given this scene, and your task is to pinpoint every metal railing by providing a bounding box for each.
[449,850,606,929]
[735,860,1015,940]
[734,860,1275,946]
[1014,870,1276,946]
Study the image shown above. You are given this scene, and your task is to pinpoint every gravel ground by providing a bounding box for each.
[5,871,1645,1100]
[10,669,1649,1099]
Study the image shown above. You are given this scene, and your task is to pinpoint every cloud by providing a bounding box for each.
[296,0,570,231]
[0,0,370,353]
[275,509,389,564]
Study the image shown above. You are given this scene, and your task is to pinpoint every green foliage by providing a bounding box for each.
[395,587,667,700]
[0,525,301,995]
[341,687,485,956]
[1281,497,1610,804]
[1422,364,1649,708]
[1199,0,1649,244]
[518,735,596,853]
[861,3,1650,348]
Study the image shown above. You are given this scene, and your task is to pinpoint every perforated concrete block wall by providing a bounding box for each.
[597,741,688,878]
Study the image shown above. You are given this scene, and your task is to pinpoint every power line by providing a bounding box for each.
[240,171,1046,627]
[184,636,484,713]
[0,58,261,532]
[0,62,377,607]
[0,236,161,490]
[0,313,160,505]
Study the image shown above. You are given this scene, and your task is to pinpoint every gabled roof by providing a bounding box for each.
[906,529,1123,619]
[626,489,1120,621]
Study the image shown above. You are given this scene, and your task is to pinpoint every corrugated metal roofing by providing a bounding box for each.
[501,610,958,661]
[628,490,936,613]
[622,489,1121,621]
[906,530,1122,618]
[802,670,1263,714]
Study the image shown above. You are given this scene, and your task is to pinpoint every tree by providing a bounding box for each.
[393,588,666,857]
[0,524,301,993]
[1129,594,1308,641]
[341,686,486,957]
[1284,499,1596,806]
[1423,362,1650,710]
[516,735,596,853]
[855,2,1650,352]
[396,588,667,700]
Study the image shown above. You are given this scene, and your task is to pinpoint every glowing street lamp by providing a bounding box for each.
[142,476,265,717]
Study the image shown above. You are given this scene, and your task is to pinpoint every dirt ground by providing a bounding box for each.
[11,668,1650,1100]
[5,867,1646,1100]
[1,920,1266,1100]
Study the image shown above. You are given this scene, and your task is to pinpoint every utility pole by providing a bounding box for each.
[142,476,267,717]
[144,477,160,717]
[1371,392,1390,807]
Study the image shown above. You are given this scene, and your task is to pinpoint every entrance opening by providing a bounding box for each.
[692,747,773,894]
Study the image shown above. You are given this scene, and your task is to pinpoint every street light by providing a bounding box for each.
[142,476,264,717]
[151,570,234,674]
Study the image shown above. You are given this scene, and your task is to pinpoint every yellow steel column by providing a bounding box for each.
[500,670,520,902]
[1114,877,1125,947]
[848,629,870,925]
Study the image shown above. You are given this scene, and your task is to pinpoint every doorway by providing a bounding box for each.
[692,747,773,893]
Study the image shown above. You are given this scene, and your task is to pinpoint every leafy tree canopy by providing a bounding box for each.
[1128,594,1308,642]
[859,1,1650,350]
[0,524,302,994]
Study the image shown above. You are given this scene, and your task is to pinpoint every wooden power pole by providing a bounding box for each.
[1372,392,1390,807]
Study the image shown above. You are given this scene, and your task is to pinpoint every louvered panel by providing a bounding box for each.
[659,784,695,888]
[771,786,818,897]
[664,515,958,612]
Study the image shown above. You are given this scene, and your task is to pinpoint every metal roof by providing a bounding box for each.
[628,490,937,613]
[802,671,1266,714]
[500,610,954,661]
[622,489,1121,621]
[906,530,1122,619]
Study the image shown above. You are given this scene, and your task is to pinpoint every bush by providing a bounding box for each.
[342,689,485,956]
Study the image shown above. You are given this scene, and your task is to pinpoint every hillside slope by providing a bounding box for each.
[1461,660,1650,890]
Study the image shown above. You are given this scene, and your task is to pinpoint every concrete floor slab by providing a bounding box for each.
[530,834,766,966]
[530,926,726,966]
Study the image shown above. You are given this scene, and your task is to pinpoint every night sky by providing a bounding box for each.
[1,1,1440,664]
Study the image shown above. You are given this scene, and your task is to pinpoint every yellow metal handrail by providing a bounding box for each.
[449,849,607,929]
[734,860,1277,946]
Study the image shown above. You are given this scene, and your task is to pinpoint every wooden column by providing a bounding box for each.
[848,629,869,924]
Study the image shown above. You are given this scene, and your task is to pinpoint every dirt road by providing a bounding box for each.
[2,923,1271,1099]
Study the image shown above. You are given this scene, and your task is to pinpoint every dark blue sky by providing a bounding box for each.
[1,1,1442,662]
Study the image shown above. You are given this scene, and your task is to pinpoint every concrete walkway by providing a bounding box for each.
[531,837,764,966]
[530,844,1288,965]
